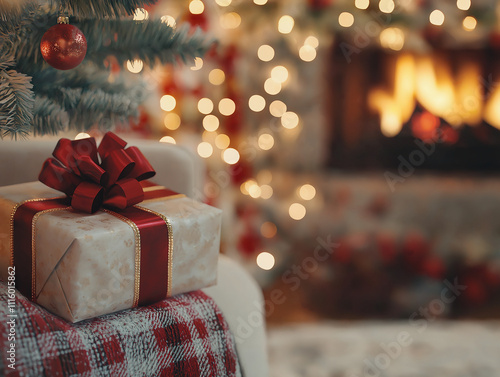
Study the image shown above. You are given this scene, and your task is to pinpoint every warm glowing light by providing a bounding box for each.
[240,182,249,195]
[299,184,316,200]
[209,69,226,85]
[355,0,369,9]
[223,148,240,164]
[462,16,477,31]
[260,184,273,199]
[215,134,230,149]
[244,179,258,193]
[304,36,319,48]
[281,111,299,129]
[271,66,289,83]
[415,56,457,125]
[369,53,488,136]
[203,115,219,131]
[457,0,471,11]
[161,15,176,27]
[198,98,214,114]
[278,15,294,34]
[380,111,402,137]
[379,0,395,13]
[133,8,149,20]
[289,203,306,220]
[160,136,176,144]
[430,10,445,26]
[249,95,266,112]
[485,86,500,130]
[220,12,241,29]
[256,252,275,270]
[457,62,483,126]
[257,169,272,184]
[189,0,204,14]
[191,57,203,71]
[164,112,181,130]
[299,45,317,62]
[368,55,416,136]
[338,12,354,27]
[379,27,405,51]
[216,0,231,6]
[269,100,287,117]
[258,133,274,150]
[254,0,268,4]
[75,133,90,140]
[264,78,281,95]
[258,45,275,62]
[160,95,176,111]
[219,98,236,116]
[411,111,440,142]
[197,142,213,158]
[126,59,143,73]
[261,222,277,238]
[248,184,262,198]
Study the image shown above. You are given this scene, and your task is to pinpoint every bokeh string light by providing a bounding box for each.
[148,0,500,277]
[126,59,143,73]
[256,252,275,270]
[160,95,176,111]
[430,9,445,26]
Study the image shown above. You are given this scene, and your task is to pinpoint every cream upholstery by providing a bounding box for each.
[0,136,268,377]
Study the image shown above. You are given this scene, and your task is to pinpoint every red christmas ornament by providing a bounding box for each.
[40,17,87,70]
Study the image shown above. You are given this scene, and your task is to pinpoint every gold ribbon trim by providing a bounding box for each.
[102,209,142,307]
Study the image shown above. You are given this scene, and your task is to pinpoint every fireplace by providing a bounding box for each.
[327,42,500,171]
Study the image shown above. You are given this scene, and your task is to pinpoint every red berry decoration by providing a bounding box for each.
[40,18,87,70]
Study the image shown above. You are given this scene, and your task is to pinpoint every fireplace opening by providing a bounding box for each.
[327,42,500,171]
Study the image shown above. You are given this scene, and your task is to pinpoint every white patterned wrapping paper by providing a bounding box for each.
[0,181,221,322]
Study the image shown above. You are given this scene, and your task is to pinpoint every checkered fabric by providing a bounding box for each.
[0,283,241,377]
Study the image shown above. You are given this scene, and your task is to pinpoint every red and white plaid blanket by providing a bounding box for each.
[0,283,241,376]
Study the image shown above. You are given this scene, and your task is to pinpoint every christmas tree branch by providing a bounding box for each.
[33,96,69,135]
[0,68,34,139]
[13,14,213,73]
[1,1,213,137]
[0,1,38,60]
[81,20,212,67]
[63,87,141,129]
[32,85,144,135]
[0,0,35,24]
[31,64,130,94]
[57,0,158,19]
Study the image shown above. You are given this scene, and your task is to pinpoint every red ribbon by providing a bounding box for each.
[12,198,69,301]
[38,132,155,214]
[119,206,170,306]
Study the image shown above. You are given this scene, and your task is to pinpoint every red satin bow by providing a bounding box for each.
[38,132,156,213]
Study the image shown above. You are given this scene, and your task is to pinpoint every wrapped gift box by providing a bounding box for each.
[0,181,221,322]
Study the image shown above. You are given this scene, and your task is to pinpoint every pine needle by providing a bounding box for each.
[0,69,34,138]
[81,19,213,67]
[57,0,158,19]
[32,96,69,135]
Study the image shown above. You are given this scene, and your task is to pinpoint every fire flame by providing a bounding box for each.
[369,53,499,137]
